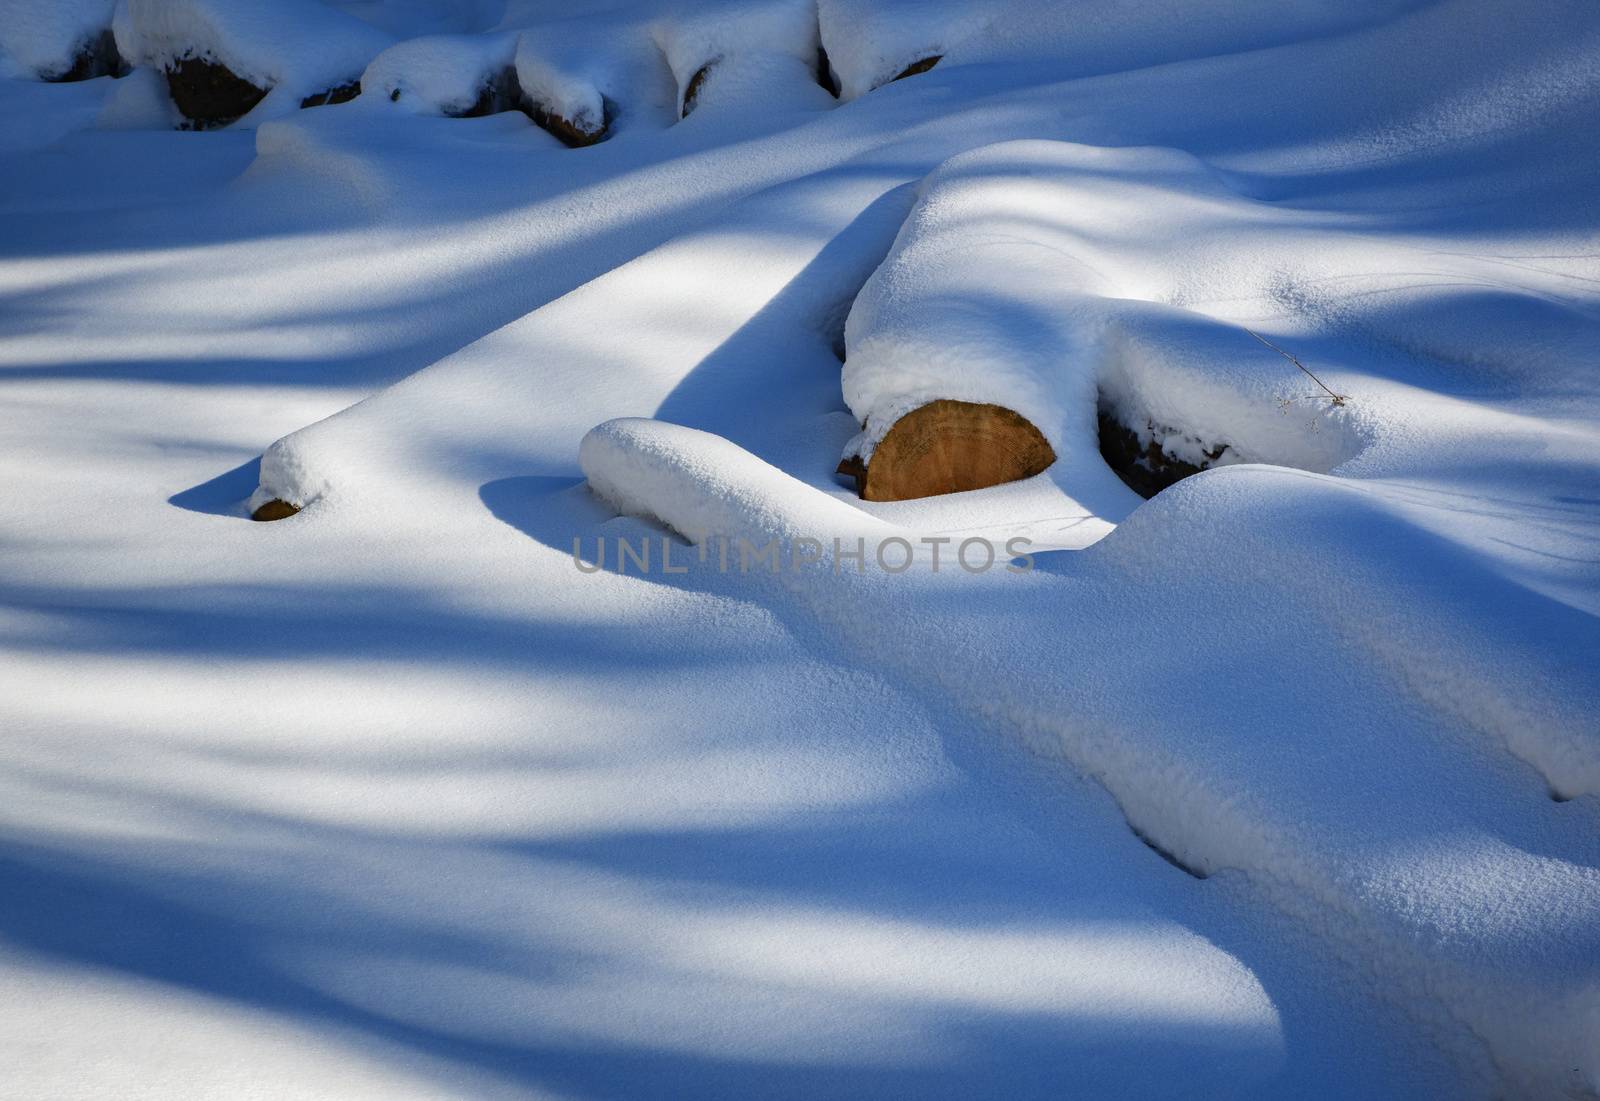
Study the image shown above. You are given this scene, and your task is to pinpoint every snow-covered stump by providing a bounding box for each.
[837,399,1055,501]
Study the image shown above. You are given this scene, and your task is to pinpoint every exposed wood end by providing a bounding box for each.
[816,45,840,97]
[891,54,942,82]
[681,62,713,118]
[301,80,361,109]
[842,400,1055,502]
[531,102,608,147]
[45,28,127,82]
[166,56,270,129]
[251,499,301,522]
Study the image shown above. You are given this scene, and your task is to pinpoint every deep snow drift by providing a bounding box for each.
[2,0,1599,1097]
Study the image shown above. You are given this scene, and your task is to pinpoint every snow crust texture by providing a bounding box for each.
[4,0,1600,1097]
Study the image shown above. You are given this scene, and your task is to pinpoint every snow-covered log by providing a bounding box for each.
[0,0,124,80]
[818,0,983,98]
[838,140,1361,501]
[653,0,820,118]
[362,32,518,117]
[512,38,611,146]
[120,0,391,127]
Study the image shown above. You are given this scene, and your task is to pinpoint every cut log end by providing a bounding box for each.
[45,28,128,82]
[444,66,609,146]
[251,499,300,522]
[453,65,520,118]
[530,102,608,147]
[891,55,942,82]
[300,80,360,109]
[816,45,840,97]
[1096,408,1222,499]
[680,62,713,118]
[166,57,269,129]
[840,400,1055,502]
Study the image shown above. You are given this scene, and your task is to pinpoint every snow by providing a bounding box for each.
[581,418,892,548]
[3,0,1600,1096]
[0,0,115,78]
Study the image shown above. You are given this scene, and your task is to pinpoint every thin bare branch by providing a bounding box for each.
[1244,328,1347,406]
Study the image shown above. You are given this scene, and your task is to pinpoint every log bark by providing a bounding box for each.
[838,400,1055,502]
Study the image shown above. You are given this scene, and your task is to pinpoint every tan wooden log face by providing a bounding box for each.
[251,499,301,522]
[839,400,1056,502]
[531,105,608,147]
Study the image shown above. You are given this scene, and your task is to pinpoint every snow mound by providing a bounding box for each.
[582,418,891,546]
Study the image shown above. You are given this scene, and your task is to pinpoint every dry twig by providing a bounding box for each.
[1245,328,1347,406]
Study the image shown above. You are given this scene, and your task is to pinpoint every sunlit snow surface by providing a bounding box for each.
[1,0,1598,1097]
